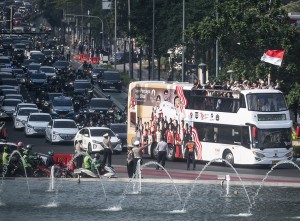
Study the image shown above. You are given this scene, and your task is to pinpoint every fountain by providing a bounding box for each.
[48,165,55,191]
[1,158,300,220]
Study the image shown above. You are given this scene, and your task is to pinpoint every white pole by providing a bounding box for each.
[114,0,117,70]
[182,0,185,82]
[216,0,219,78]
[151,0,155,80]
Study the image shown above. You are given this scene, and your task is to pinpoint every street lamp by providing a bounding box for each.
[65,14,104,50]
[151,0,155,80]
[182,0,185,82]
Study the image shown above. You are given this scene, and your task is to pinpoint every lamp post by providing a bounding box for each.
[216,0,219,78]
[182,0,185,82]
[151,0,155,80]
[114,0,117,70]
[65,14,104,50]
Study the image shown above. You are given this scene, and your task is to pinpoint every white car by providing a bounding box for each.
[25,113,52,136]
[13,107,40,129]
[15,103,38,114]
[74,127,122,154]
[45,119,79,144]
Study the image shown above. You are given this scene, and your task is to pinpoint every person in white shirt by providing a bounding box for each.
[156,136,168,170]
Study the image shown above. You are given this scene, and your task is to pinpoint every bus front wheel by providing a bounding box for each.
[223,150,234,166]
[166,144,175,161]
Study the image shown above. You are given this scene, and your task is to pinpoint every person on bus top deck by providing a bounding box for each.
[184,137,197,170]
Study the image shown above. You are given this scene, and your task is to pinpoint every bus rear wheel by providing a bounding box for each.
[223,150,234,166]
[166,144,175,161]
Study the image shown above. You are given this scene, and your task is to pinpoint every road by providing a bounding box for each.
[4,62,300,182]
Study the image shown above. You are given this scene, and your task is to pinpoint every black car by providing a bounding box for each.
[88,98,113,113]
[98,71,122,93]
[53,60,70,73]
[73,79,93,97]
[26,72,47,90]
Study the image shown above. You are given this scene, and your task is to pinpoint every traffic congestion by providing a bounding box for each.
[0,1,129,179]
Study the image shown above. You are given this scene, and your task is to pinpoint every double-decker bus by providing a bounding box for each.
[127,81,295,165]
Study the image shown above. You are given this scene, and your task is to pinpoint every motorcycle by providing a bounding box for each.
[74,165,117,179]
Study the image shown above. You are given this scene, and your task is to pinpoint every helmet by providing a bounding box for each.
[17,141,24,148]
[95,153,100,159]
[26,144,32,151]
[133,140,140,146]
[48,151,54,156]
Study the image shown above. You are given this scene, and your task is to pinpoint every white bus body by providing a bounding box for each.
[127,81,293,166]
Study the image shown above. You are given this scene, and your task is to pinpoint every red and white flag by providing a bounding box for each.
[261,50,285,66]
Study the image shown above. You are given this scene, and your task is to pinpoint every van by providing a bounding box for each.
[98,71,122,93]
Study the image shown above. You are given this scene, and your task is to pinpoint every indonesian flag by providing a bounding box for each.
[261,50,285,66]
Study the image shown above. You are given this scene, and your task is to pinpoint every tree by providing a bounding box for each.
[186,0,300,87]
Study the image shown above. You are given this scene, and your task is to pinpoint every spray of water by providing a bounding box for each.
[249,160,300,213]
[181,158,252,213]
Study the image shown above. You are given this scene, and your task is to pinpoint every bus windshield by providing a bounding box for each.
[247,93,287,112]
[256,128,292,149]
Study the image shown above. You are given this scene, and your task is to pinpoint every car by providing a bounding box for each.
[26,72,47,90]
[0,78,19,92]
[0,98,23,119]
[98,71,122,92]
[73,79,93,96]
[13,107,39,129]
[45,119,79,144]
[0,56,12,68]
[92,67,107,81]
[74,127,122,153]
[15,103,38,113]
[40,66,56,78]
[53,60,70,73]
[29,52,45,64]
[25,113,52,136]
[4,94,24,102]
[50,96,74,119]
[88,98,113,113]
[0,72,14,80]
[27,62,41,74]
[0,89,19,101]
[12,68,26,83]
[109,123,127,151]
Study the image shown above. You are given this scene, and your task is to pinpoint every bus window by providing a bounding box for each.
[241,126,250,148]
[219,125,241,144]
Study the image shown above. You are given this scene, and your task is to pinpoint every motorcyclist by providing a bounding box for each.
[23,149,33,176]
[91,153,102,175]
[45,151,55,168]
[82,61,88,70]
[2,146,9,167]
[83,152,91,170]
[17,141,24,155]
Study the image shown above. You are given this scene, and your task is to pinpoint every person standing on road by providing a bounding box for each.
[156,136,168,170]
[184,137,197,170]
[75,140,84,168]
[101,133,113,167]
[126,145,134,178]
[132,140,149,175]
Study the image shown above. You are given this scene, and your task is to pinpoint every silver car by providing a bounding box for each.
[25,113,52,136]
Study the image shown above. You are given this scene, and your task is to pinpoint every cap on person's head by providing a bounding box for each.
[206,80,210,84]
[133,140,140,146]
[103,133,109,137]
[78,139,82,142]
[127,145,133,150]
